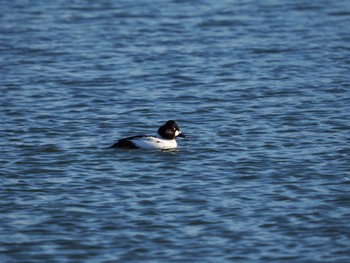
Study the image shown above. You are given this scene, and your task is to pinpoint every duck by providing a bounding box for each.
[110,120,185,150]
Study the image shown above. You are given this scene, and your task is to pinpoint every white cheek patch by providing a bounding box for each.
[175,130,180,137]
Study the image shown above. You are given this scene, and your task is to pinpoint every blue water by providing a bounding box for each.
[1,0,350,262]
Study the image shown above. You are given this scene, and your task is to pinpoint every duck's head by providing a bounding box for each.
[158,120,185,139]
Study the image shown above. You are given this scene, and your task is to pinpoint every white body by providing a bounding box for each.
[131,136,177,150]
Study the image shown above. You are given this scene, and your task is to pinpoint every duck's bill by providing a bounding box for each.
[177,132,186,138]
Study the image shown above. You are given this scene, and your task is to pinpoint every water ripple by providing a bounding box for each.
[1,0,350,262]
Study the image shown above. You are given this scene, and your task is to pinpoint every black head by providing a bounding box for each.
[158,120,185,139]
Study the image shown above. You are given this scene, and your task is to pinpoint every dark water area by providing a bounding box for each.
[1,0,350,262]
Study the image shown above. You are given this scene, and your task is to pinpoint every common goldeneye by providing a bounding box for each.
[110,120,185,150]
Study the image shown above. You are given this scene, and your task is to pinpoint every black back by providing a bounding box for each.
[109,135,147,149]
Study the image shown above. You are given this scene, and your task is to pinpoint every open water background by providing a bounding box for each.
[1,0,350,262]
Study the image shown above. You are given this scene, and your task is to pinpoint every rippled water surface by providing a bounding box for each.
[1,0,350,262]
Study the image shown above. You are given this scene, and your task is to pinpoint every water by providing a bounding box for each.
[1,0,350,262]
